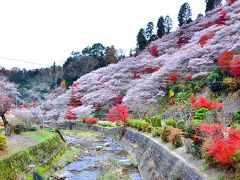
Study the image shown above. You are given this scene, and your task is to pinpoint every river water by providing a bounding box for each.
[56,135,142,180]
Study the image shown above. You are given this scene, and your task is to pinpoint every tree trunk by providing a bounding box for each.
[1,114,9,136]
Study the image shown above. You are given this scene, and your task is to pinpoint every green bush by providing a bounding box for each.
[231,151,240,179]
[193,108,210,121]
[175,92,189,101]
[152,127,164,137]
[208,67,224,92]
[176,120,185,130]
[165,119,176,128]
[0,133,7,150]
[234,110,240,124]
[151,115,162,127]
[98,122,115,127]
[145,117,151,124]
[127,119,152,132]
[140,121,151,132]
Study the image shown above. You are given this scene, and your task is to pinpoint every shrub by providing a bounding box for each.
[175,92,189,101]
[127,119,152,132]
[149,45,159,57]
[176,120,185,130]
[185,75,192,81]
[145,117,151,124]
[165,119,176,128]
[82,118,98,124]
[182,122,204,158]
[231,151,240,179]
[151,115,162,127]
[108,105,131,128]
[218,50,235,72]
[234,110,240,124]
[188,95,223,111]
[199,123,240,165]
[0,133,7,150]
[140,121,151,132]
[169,73,179,84]
[161,126,172,142]
[98,122,115,127]
[208,68,224,92]
[230,57,240,78]
[193,108,210,121]
[223,77,240,90]
[152,127,164,137]
[161,126,183,148]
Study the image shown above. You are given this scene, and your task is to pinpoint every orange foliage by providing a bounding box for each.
[199,33,214,47]
[218,50,235,72]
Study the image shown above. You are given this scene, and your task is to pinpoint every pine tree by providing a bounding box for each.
[205,0,215,11]
[156,16,165,38]
[178,2,192,27]
[164,15,173,34]
[146,22,154,42]
[136,28,147,51]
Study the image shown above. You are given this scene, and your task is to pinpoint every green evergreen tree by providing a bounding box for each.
[205,0,215,11]
[156,16,165,38]
[164,15,173,34]
[146,22,154,42]
[178,2,192,27]
[136,28,147,51]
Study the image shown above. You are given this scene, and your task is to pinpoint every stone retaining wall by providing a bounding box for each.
[0,133,66,179]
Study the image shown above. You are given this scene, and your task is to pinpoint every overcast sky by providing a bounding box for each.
[0,0,226,70]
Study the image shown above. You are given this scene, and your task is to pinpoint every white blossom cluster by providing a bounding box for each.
[55,2,240,118]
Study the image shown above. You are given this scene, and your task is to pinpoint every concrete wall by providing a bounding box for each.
[51,122,207,180]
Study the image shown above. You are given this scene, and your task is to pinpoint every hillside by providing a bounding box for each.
[49,1,240,119]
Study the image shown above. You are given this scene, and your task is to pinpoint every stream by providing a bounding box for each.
[55,134,142,180]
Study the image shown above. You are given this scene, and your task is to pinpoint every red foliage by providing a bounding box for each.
[235,10,240,14]
[133,67,159,79]
[177,36,188,47]
[66,108,77,120]
[134,53,140,57]
[217,11,229,25]
[133,71,141,79]
[185,75,192,81]
[82,118,98,124]
[108,105,131,125]
[188,95,223,111]
[199,33,214,47]
[205,22,214,28]
[169,98,175,105]
[229,0,238,4]
[149,45,159,57]
[230,57,240,78]
[19,105,29,109]
[199,123,240,165]
[218,50,236,72]
[72,82,79,87]
[98,75,103,81]
[169,73,179,84]
[68,98,83,107]
[112,94,123,106]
